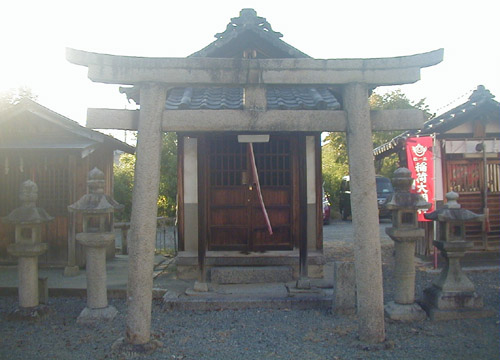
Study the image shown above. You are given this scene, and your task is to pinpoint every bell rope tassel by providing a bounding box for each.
[248,143,273,235]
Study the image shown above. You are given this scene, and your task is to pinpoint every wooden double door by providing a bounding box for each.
[205,135,297,251]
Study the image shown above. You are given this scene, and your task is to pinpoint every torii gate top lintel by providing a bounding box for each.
[66,47,443,87]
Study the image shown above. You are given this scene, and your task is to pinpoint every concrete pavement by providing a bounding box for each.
[0,255,167,298]
[323,218,393,246]
[1,220,497,309]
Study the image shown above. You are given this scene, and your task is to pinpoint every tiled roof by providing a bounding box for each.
[267,86,340,110]
[414,85,499,135]
[373,85,500,159]
[164,86,341,110]
[0,99,134,154]
[166,87,243,110]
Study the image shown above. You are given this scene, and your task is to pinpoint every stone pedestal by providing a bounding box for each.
[3,180,53,317]
[384,230,427,321]
[333,261,356,315]
[296,277,311,290]
[384,301,426,321]
[393,238,417,304]
[421,240,494,320]
[193,281,209,293]
[8,242,48,308]
[76,232,117,324]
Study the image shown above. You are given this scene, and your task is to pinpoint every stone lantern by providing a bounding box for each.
[3,180,53,315]
[68,167,123,324]
[383,168,430,321]
[421,191,493,320]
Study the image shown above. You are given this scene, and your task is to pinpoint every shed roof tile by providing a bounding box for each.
[165,86,340,111]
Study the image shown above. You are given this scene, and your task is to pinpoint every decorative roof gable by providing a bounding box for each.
[190,8,310,59]
[0,99,134,154]
[122,9,342,112]
[373,85,500,159]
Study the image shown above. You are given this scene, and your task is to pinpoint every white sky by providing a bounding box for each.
[1,0,499,140]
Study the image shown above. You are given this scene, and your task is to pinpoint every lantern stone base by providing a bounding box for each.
[192,281,209,293]
[77,305,118,325]
[63,265,80,277]
[296,277,312,290]
[6,304,51,321]
[421,285,495,321]
[111,337,162,356]
[384,301,426,321]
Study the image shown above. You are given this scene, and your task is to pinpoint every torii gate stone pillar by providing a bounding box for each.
[343,82,385,341]
[125,84,167,344]
[67,47,443,346]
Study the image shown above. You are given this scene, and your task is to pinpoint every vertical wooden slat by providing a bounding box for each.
[292,135,300,248]
[198,135,207,282]
[298,135,308,277]
[315,133,323,250]
[177,135,185,251]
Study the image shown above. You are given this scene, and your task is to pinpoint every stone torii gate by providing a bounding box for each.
[67,47,443,345]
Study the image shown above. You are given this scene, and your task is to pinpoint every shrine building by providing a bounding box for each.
[67,9,442,286]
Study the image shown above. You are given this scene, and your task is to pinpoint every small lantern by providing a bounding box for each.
[430,192,468,243]
[383,168,430,321]
[69,167,122,233]
[4,180,53,311]
[68,167,122,324]
[421,191,494,320]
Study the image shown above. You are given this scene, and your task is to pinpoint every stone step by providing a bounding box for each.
[210,266,294,284]
[163,294,333,311]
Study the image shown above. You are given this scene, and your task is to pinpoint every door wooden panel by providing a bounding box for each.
[253,227,291,248]
[207,137,249,250]
[210,207,248,224]
[207,135,294,251]
[210,227,249,248]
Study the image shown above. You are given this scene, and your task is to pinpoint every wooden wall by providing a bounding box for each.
[443,158,499,251]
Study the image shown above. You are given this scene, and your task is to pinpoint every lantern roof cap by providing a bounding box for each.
[424,191,484,222]
[2,180,54,224]
[68,168,123,214]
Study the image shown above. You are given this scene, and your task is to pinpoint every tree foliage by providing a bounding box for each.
[158,132,178,218]
[322,89,431,213]
[0,86,37,109]
[370,90,433,177]
[113,132,178,221]
[113,153,136,221]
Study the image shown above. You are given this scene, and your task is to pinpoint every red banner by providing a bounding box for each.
[406,136,434,221]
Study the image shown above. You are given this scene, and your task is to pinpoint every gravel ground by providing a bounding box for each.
[1,246,499,360]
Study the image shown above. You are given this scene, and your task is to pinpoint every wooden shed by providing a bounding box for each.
[0,99,134,266]
[374,85,500,253]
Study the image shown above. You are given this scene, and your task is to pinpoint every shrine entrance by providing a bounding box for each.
[205,134,297,251]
